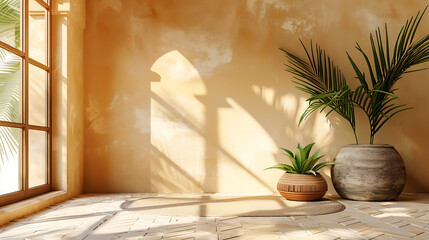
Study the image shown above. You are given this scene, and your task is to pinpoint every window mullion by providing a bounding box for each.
[48,1,52,187]
[23,0,29,194]
[28,58,50,72]
[33,0,48,10]
[0,42,25,58]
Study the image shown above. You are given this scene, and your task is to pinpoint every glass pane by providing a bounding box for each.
[29,130,47,188]
[29,0,47,64]
[0,0,21,49]
[0,127,21,195]
[29,64,47,126]
[0,48,22,123]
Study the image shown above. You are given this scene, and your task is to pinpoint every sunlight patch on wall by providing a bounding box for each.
[220,98,277,161]
[279,94,298,117]
[151,50,206,95]
[280,95,332,145]
[156,57,200,82]
[221,97,278,154]
[251,85,276,106]
[150,97,206,192]
[217,97,277,192]
[312,114,333,144]
[150,50,207,192]
[294,96,309,126]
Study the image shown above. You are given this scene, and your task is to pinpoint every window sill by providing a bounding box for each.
[0,191,67,226]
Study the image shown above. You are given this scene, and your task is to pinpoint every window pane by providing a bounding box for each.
[0,48,22,123]
[29,64,47,126]
[0,127,21,195]
[0,0,21,50]
[29,0,47,64]
[29,130,47,188]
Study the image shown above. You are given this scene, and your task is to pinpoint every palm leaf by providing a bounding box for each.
[280,41,358,143]
[348,7,429,143]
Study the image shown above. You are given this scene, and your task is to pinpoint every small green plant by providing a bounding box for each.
[265,143,337,175]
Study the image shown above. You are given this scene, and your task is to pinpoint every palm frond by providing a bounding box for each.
[348,6,429,143]
[280,41,358,143]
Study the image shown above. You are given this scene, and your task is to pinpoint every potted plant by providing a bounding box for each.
[280,8,429,200]
[266,143,337,201]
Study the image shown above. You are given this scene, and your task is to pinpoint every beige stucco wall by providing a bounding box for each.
[84,0,429,194]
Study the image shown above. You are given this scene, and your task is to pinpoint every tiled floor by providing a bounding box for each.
[1,194,429,240]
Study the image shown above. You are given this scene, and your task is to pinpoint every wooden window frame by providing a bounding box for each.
[0,0,52,206]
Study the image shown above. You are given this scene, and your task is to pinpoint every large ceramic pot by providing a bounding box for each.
[331,144,405,201]
[277,173,327,201]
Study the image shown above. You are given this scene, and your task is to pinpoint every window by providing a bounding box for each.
[0,0,51,206]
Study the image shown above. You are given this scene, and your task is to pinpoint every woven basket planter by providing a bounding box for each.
[277,173,327,201]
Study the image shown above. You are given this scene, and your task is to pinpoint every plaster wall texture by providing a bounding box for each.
[83,0,429,194]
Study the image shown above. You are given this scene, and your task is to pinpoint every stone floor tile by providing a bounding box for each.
[217,222,241,232]
[311,231,341,240]
[340,219,361,226]
[393,221,412,228]
[412,232,429,240]
[142,231,163,239]
[194,232,218,240]
[236,231,285,239]
[163,228,196,239]
[141,235,163,240]
[328,228,363,239]
[281,229,311,238]
[195,224,216,233]
[382,234,412,240]
[399,224,425,236]
[1,194,429,240]
[166,224,195,231]
[357,228,385,239]
[218,229,244,240]
[369,234,394,240]
[337,216,354,223]
[347,222,372,233]
[307,227,327,234]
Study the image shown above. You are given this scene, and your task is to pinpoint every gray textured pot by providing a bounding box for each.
[331,144,406,201]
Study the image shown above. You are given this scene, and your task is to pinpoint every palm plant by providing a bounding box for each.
[281,7,429,144]
[0,0,21,166]
[265,143,337,175]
